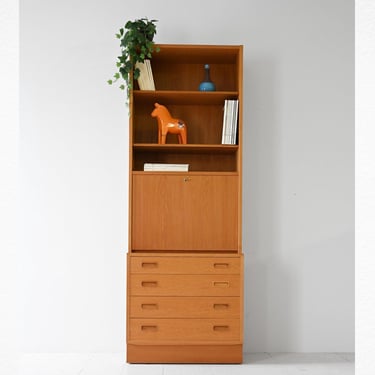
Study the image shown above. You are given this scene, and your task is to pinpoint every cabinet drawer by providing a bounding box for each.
[130,296,240,318]
[129,318,240,343]
[130,274,240,296]
[130,256,241,274]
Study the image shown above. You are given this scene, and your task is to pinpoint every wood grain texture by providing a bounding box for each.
[129,318,240,342]
[129,296,240,318]
[130,256,241,274]
[129,274,241,296]
[132,174,238,251]
[127,344,243,363]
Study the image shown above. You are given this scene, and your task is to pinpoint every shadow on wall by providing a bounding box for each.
[242,56,299,352]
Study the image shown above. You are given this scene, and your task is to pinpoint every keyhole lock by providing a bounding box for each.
[184,177,191,182]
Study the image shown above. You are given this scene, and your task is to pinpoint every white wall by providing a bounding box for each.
[0,0,19,355]
[19,0,354,353]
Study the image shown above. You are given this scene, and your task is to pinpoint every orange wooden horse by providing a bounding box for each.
[151,103,187,144]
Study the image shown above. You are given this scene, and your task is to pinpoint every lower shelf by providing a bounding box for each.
[127,344,243,364]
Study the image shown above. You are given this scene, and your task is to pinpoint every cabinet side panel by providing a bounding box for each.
[237,45,243,253]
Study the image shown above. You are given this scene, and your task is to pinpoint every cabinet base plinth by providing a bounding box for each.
[127,344,242,364]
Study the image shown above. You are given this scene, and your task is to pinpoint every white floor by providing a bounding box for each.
[0,353,354,375]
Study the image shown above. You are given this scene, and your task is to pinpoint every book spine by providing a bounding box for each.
[232,100,239,144]
[135,60,155,91]
[144,163,189,172]
[221,100,228,144]
[221,99,239,145]
[146,60,155,90]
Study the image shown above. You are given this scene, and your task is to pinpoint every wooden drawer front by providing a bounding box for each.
[129,318,240,342]
[130,296,240,318]
[130,256,241,274]
[130,274,240,296]
[132,174,238,251]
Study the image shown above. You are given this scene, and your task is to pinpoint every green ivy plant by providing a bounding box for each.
[108,18,160,103]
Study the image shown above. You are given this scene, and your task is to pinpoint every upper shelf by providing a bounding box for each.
[132,90,238,105]
[133,143,238,153]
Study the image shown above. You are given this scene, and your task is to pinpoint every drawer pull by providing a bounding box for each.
[141,281,158,287]
[213,303,229,310]
[213,281,229,287]
[213,325,229,331]
[141,303,158,310]
[214,263,229,269]
[141,325,158,332]
[141,262,158,269]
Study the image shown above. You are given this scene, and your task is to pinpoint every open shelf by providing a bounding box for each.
[133,90,238,105]
[132,102,238,145]
[133,146,238,172]
[133,143,238,153]
[141,44,242,92]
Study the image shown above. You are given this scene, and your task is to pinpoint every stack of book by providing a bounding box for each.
[135,59,155,90]
[144,163,189,172]
[221,99,239,145]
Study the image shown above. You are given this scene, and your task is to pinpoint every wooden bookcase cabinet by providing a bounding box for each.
[127,44,243,363]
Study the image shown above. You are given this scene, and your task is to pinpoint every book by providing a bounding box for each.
[144,163,189,172]
[221,99,239,145]
[221,100,228,144]
[145,60,155,90]
[135,59,155,90]
[231,99,239,144]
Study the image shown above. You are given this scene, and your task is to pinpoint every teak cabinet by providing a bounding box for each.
[127,44,243,364]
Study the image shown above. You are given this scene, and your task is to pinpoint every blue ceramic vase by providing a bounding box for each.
[199,64,216,91]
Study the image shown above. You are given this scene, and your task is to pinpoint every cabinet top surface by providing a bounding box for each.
[155,43,243,49]
[128,253,244,258]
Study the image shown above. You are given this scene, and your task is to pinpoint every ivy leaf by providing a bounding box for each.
[117,55,126,63]
[119,85,125,90]
[133,68,140,80]
[114,73,120,79]
[107,79,113,85]
[119,67,127,76]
